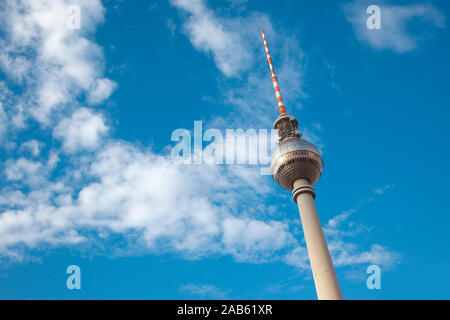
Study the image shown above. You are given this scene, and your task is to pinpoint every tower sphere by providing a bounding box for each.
[270,137,323,190]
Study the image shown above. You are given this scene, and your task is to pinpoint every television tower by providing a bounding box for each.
[261,30,343,300]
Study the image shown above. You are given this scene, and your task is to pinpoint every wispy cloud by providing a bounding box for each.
[326,184,395,229]
[283,246,310,270]
[170,0,306,126]
[324,184,401,269]
[170,0,253,77]
[180,283,229,299]
[222,217,296,262]
[342,1,445,53]
[166,18,177,37]
[330,242,401,267]
[373,184,394,195]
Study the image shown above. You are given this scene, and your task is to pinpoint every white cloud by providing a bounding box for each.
[326,208,358,229]
[373,184,394,195]
[0,53,31,84]
[283,246,310,270]
[0,103,6,139]
[53,107,108,153]
[0,0,113,126]
[330,242,401,267]
[0,141,299,263]
[180,283,229,299]
[0,82,25,132]
[324,185,401,268]
[342,1,445,53]
[4,158,42,183]
[222,217,295,262]
[87,78,117,105]
[3,152,59,188]
[225,0,248,7]
[326,183,395,229]
[20,140,42,157]
[166,18,177,37]
[170,0,253,77]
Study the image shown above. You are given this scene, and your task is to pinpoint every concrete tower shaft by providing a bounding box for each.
[293,179,343,300]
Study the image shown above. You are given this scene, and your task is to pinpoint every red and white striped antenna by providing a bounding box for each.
[261,29,286,115]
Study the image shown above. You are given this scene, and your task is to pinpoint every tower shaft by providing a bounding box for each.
[292,179,343,300]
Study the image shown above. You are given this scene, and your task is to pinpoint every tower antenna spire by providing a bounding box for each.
[261,29,286,115]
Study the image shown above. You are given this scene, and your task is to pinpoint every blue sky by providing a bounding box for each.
[0,0,449,300]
